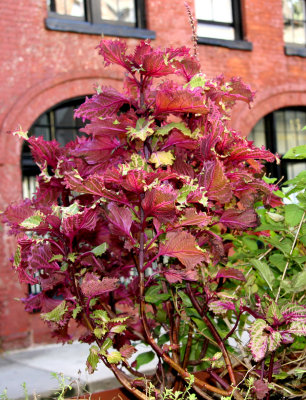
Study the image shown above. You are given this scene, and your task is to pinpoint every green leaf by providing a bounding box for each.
[41,301,68,323]
[250,259,274,291]
[91,310,110,323]
[86,346,99,373]
[20,214,43,229]
[100,338,113,352]
[107,351,122,364]
[13,245,21,268]
[126,118,154,141]
[72,305,82,319]
[242,236,258,251]
[292,270,306,292]
[92,243,108,257]
[135,351,155,370]
[283,145,306,159]
[297,191,306,209]
[93,327,106,339]
[145,285,170,305]
[110,324,126,334]
[49,254,64,262]
[12,126,29,140]
[269,254,287,272]
[67,253,76,262]
[249,319,268,362]
[156,122,199,139]
[285,204,304,227]
[149,151,175,167]
[178,291,193,307]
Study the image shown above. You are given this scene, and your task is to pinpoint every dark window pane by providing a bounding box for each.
[100,0,136,24]
[32,126,51,141]
[35,113,49,126]
[55,128,77,146]
[249,119,266,147]
[55,106,75,127]
[47,0,85,18]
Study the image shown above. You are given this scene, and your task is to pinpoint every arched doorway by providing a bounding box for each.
[248,107,306,181]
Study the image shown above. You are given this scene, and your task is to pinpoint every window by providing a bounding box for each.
[248,108,306,181]
[195,0,252,50]
[283,0,306,56]
[46,0,155,39]
[22,97,86,187]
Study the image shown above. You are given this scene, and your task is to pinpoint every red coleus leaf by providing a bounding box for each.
[215,268,246,282]
[227,76,255,104]
[97,39,129,69]
[227,144,277,164]
[28,243,61,272]
[173,56,201,81]
[220,208,259,230]
[163,130,198,151]
[23,293,62,313]
[80,117,130,138]
[107,203,133,237]
[141,186,177,222]
[28,136,61,169]
[164,268,198,283]
[72,135,122,165]
[75,88,130,122]
[61,208,98,241]
[81,273,119,297]
[159,231,205,268]
[180,208,211,227]
[65,173,127,203]
[155,82,208,115]
[199,160,232,204]
[120,344,136,359]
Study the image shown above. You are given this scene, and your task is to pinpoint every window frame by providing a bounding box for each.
[45,0,155,39]
[196,0,252,51]
[283,0,306,57]
[249,107,306,181]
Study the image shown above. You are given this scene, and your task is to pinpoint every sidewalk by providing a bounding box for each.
[0,342,154,400]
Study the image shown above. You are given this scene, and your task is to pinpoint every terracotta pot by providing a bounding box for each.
[70,387,136,400]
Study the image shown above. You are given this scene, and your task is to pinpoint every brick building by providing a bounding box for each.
[0,0,305,350]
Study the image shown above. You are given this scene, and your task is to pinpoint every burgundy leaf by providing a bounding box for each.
[180,208,211,227]
[75,88,130,122]
[28,136,61,169]
[199,160,232,204]
[107,203,133,237]
[220,209,260,230]
[97,39,129,69]
[81,273,119,297]
[155,82,208,115]
[216,268,246,282]
[61,208,98,241]
[141,186,177,222]
[119,344,136,359]
[159,231,205,268]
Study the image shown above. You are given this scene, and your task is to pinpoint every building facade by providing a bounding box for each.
[0,0,306,350]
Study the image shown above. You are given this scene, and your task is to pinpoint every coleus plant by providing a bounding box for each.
[3,39,306,400]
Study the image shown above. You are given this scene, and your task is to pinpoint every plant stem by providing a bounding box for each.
[276,211,305,302]
[265,351,275,400]
[186,283,237,387]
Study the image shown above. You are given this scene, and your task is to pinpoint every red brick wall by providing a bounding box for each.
[0,0,305,349]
